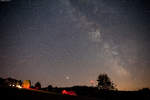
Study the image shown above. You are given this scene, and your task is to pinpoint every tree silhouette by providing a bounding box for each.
[0,77,5,86]
[48,85,53,91]
[97,73,116,90]
[35,82,41,89]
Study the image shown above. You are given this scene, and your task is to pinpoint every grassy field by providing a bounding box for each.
[0,87,99,100]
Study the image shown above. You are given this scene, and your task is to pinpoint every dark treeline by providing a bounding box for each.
[0,73,150,100]
[42,85,150,100]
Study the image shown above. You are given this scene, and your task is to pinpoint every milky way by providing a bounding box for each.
[0,0,150,90]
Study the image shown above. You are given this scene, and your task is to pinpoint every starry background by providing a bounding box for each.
[0,0,150,90]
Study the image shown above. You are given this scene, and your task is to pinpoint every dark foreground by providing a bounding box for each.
[0,87,150,100]
[0,87,99,100]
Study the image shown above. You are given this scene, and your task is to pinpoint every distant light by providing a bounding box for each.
[65,76,70,80]
[9,84,11,86]
[16,85,22,88]
[90,80,95,84]
[90,80,95,86]
[12,84,15,87]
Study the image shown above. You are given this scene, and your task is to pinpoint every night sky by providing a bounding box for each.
[0,0,150,90]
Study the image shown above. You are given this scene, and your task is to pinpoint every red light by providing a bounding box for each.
[62,90,77,96]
